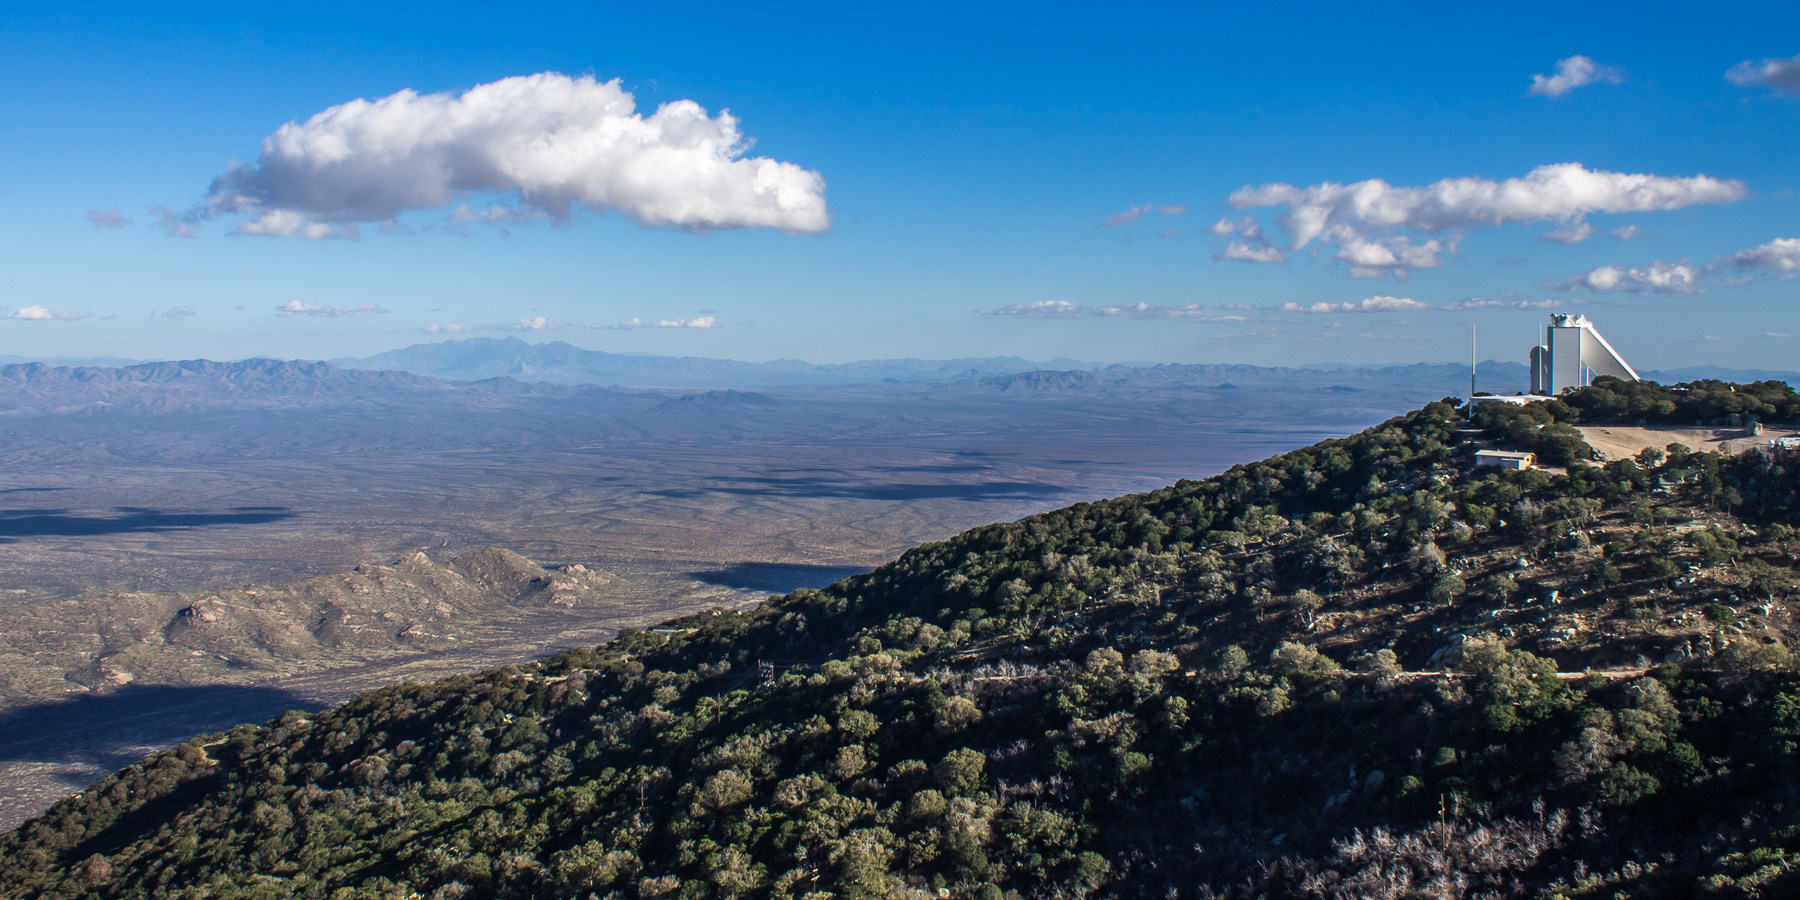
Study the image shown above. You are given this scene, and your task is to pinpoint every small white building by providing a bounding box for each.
[1475,449,1537,470]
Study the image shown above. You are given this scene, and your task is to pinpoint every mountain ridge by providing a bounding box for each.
[7,388,1800,897]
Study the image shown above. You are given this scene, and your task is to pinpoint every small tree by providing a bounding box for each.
[1291,589,1325,630]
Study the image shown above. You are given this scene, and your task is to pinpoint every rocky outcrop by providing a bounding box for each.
[0,548,613,704]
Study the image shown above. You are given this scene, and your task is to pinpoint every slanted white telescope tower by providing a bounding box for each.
[1530,314,1639,395]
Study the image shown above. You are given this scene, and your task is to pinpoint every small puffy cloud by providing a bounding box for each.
[1552,261,1705,295]
[148,203,197,238]
[1277,295,1433,314]
[423,323,472,334]
[275,300,389,317]
[448,204,547,226]
[1210,216,1286,263]
[1158,227,1181,239]
[600,315,717,329]
[1215,241,1286,263]
[1539,222,1593,244]
[1226,163,1744,279]
[1213,303,1255,311]
[1335,235,1444,279]
[1765,332,1793,340]
[1528,55,1625,98]
[237,210,356,240]
[205,72,828,238]
[993,300,1082,317]
[1099,203,1185,228]
[12,304,91,321]
[501,316,566,331]
[155,306,197,321]
[988,300,1245,321]
[1719,237,1800,279]
[1727,53,1800,96]
[1440,296,1570,311]
[86,208,132,229]
[1612,224,1642,241]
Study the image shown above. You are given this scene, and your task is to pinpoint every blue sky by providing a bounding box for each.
[3,1,1797,369]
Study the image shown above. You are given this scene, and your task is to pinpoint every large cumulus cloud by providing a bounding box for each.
[1222,163,1745,279]
[206,73,829,237]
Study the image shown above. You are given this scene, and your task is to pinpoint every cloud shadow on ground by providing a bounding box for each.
[0,506,296,542]
[0,683,322,772]
[651,478,1064,502]
[690,562,872,594]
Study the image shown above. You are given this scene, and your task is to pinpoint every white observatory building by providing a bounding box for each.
[1530,314,1639,395]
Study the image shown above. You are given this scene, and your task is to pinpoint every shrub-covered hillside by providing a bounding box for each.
[5,400,1800,899]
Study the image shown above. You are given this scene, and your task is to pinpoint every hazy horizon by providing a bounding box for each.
[0,337,1794,385]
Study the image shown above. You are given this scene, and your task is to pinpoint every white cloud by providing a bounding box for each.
[1528,56,1625,98]
[1612,224,1642,241]
[1766,332,1793,340]
[237,209,356,240]
[274,300,390,317]
[500,316,567,331]
[205,72,828,237]
[1226,163,1744,278]
[148,203,196,238]
[1440,296,1570,311]
[1276,295,1433,314]
[600,315,718,329]
[447,204,547,229]
[1099,203,1185,228]
[989,300,1246,321]
[993,300,1082,317]
[1215,241,1286,263]
[1720,237,1800,279]
[1551,238,1800,297]
[1209,216,1286,263]
[422,323,473,334]
[1552,261,1705,295]
[1539,222,1593,244]
[155,306,197,321]
[1335,235,1444,279]
[86,208,131,229]
[1727,53,1800,96]
[1213,303,1255,311]
[12,304,91,321]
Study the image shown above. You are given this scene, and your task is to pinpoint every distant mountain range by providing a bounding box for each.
[320,340,1797,390]
[329,337,1090,387]
[2,341,1792,398]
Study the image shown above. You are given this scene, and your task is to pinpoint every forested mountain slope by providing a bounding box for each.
[5,396,1800,899]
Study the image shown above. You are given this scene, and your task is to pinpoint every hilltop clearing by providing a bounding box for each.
[5,391,1800,898]
[1577,424,1795,461]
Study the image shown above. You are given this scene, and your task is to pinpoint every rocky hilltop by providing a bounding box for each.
[4,390,1800,898]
